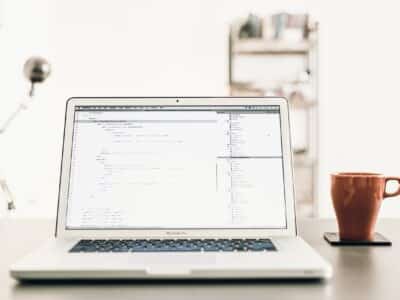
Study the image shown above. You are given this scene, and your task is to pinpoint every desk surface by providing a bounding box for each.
[1,218,399,300]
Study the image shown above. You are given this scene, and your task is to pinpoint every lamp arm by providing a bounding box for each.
[0,56,50,211]
[0,98,33,210]
[0,97,34,210]
[0,97,33,135]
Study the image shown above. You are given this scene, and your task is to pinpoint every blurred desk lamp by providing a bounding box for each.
[0,57,51,211]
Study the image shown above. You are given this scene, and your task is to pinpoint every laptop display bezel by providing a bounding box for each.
[55,97,297,238]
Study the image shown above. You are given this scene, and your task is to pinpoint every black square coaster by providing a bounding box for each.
[324,232,392,246]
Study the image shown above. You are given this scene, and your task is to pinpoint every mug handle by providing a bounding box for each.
[384,177,400,198]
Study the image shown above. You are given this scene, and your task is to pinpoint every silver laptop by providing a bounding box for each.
[10,97,332,280]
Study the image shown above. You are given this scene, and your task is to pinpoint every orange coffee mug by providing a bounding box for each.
[331,172,400,241]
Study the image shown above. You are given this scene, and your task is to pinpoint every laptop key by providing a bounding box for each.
[221,246,234,252]
[203,246,221,252]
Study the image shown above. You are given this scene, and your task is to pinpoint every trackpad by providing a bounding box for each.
[144,255,216,276]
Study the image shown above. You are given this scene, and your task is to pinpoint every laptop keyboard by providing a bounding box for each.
[69,238,276,253]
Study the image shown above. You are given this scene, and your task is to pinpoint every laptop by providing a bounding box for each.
[10,97,332,280]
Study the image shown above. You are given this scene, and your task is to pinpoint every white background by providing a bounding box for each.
[0,0,400,218]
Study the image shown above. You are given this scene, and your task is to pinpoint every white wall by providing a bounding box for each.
[0,0,399,218]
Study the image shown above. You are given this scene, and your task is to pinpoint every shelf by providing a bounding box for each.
[230,82,317,109]
[228,16,319,218]
[232,39,312,55]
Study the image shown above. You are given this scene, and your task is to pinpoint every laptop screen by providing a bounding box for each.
[65,105,287,229]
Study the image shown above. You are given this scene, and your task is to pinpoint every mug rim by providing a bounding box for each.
[331,172,384,177]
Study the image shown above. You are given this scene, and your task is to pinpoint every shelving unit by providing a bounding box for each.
[232,40,312,55]
[228,15,319,217]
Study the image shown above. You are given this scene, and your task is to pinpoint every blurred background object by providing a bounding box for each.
[238,14,263,39]
[229,13,318,217]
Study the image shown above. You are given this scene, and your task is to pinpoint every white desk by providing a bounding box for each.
[1,218,399,300]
